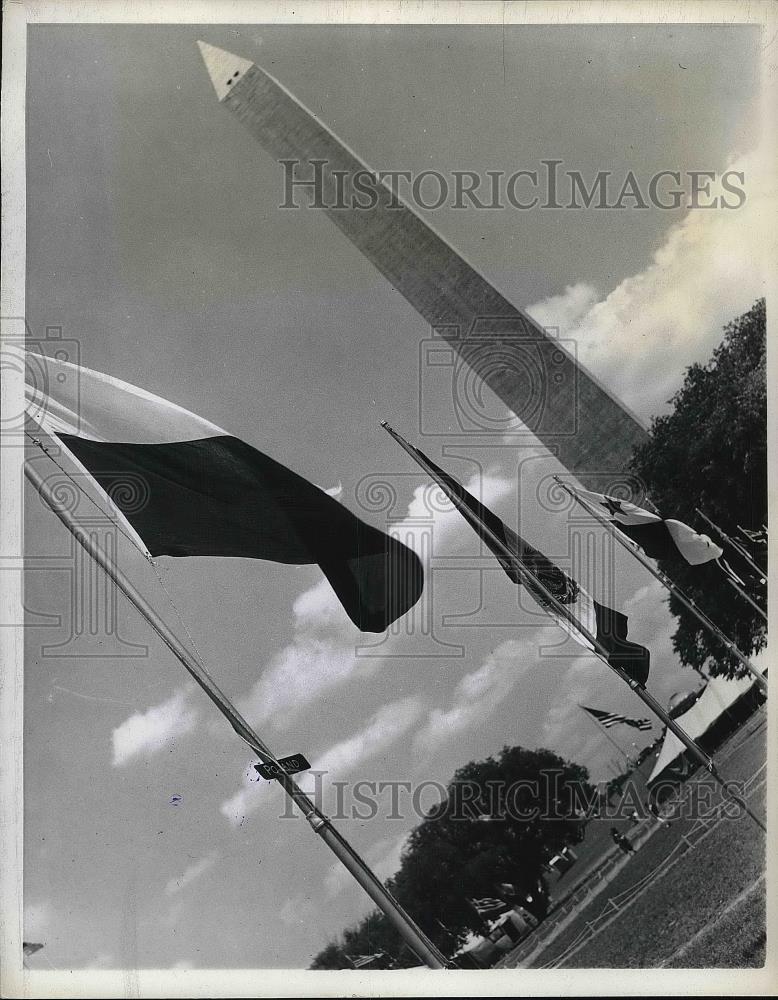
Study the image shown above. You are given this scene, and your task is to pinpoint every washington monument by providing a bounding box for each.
[197,41,648,487]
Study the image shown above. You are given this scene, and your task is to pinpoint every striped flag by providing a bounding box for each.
[582,705,652,731]
[469,897,510,918]
[382,426,650,685]
[576,489,722,565]
[25,357,423,632]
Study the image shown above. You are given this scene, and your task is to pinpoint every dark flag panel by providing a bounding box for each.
[590,603,651,688]
[59,433,423,633]
[28,357,423,634]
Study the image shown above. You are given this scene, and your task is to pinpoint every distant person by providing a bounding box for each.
[629,810,640,826]
[610,827,635,855]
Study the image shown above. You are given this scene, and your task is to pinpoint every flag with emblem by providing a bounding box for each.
[381,424,650,685]
[576,489,723,565]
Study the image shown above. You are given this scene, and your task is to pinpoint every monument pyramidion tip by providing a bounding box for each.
[197,41,253,101]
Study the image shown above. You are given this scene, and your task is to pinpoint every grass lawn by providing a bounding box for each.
[499,710,766,969]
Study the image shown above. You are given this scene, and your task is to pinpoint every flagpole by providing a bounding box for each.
[737,525,767,549]
[716,557,767,617]
[578,705,631,766]
[381,424,764,832]
[696,508,766,582]
[555,479,767,694]
[724,577,768,621]
[24,453,449,970]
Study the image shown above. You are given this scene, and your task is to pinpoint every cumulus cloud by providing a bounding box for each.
[234,470,514,732]
[541,652,609,754]
[236,626,367,731]
[111,688,198,767]
[309,695,425,780]
[221,468,515,825]
[397,470,514,553]
[526,147,771,423]
[164,850,219,897]
[218,779,262,829]
[412,638,536,756]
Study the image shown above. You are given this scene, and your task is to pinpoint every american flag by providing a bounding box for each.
[469,897,510,917]
[582,705,652,731]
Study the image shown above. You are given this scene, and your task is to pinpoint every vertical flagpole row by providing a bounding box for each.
[724,577,768,621]
[619,674,764,831]
[24,456,449,970]
[717,555,766,611]
[696,508,766,581]
[380,425,765,833]
[555,479,767,693]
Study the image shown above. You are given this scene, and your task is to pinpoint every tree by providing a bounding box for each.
[310,941,351,970]
[309,911,407,970]
[630,299,767,677]
[389,746,589,947]
[309,907,411,970]
[309,744,591,967]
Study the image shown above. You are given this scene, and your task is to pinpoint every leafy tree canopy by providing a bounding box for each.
[630,299,766,676]
[310,744,591,968]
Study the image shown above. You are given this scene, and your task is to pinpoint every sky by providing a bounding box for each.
[22,22,767,971]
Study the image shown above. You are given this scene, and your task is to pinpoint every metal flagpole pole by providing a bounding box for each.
[24,454,449,970]
[577,705,631,766]
[696,508,766,582]
[380,425,765,832]
[717,557,747,588]
[555,479,767,694]
[716,558,767,620]
[737,525,768,549]
[724,578,768,622]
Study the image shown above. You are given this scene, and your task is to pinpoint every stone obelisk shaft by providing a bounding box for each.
[198,42,648,486]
